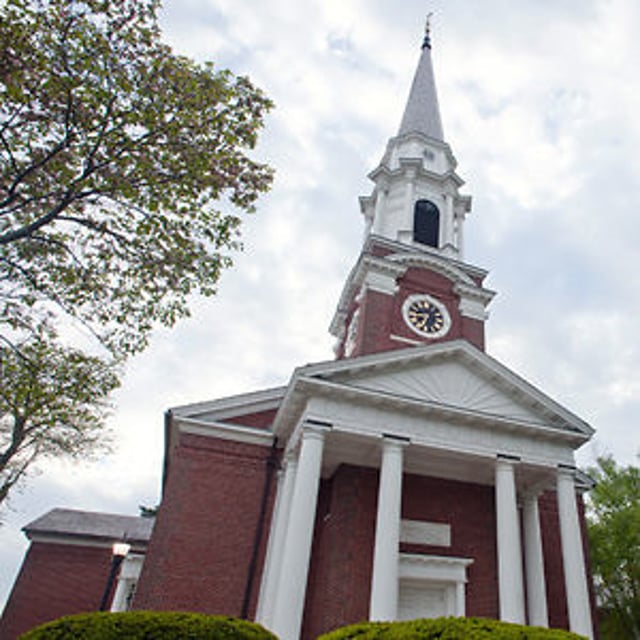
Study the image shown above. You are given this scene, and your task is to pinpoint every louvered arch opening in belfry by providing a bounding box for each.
[413,199,439,247]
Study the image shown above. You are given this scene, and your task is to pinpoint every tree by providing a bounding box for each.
[0,328,120,507]
[0,0,273,504]
[0,0,274,357]
[585,456,640,639]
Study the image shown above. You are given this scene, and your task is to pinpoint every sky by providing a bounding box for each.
[1,0,639,609]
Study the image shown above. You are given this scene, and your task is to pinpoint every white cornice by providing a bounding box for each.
[369,163,464,189]
[272,340,594,444]
[388,252,476,287]
[25,533,148,552]
[329,237,492,337]
[294,376,589,446]
[174,416,275,447]
[170,386,286,421]
[380,132,458,169]
[329,253,407,335]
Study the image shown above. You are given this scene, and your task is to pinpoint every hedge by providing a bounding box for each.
[19,611,277,639]
[317,617,587,640]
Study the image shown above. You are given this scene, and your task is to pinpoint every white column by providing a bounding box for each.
[455,211,465,259]
[455,582,466,617]
[110,554,143,612]
[442,193,454,250]
[557,468,594,639]
[371,183,388,236]
[495,457,525,624]
[270,426,327,640]
[522,493,548,627]
[404,173,416,237]
[369,436,407,621]
[256,453,298,627]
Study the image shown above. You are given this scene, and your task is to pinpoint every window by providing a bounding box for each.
[413,200,440,247]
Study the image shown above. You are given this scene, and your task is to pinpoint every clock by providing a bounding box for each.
[402,294,451,339]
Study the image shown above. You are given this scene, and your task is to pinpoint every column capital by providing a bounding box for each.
[301,420,331,440]
[496,453,521,464]
[283,450,298,468]
[557,464,577,479]
[382,434,411,448]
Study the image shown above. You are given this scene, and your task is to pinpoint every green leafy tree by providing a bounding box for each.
[0,0,273,357]
[0,0,273,503]
[586,456,640,639]
[0,328,120,507]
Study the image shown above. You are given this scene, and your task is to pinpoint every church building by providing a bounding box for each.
[1,22,597,640]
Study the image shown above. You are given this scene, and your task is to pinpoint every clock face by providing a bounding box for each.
[402,294,451,339]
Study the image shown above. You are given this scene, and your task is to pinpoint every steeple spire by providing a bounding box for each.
[397,14,443,141]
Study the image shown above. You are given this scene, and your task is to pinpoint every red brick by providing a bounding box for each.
[0,542,114,639]
[132,432,278,619]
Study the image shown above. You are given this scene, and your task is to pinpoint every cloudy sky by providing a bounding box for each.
[2,0,639,608]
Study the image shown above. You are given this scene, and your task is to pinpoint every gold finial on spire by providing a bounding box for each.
[423,11,434,49]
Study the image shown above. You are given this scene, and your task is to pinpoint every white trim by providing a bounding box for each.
[274,340,594,441]
[389,333,423,346]
[399,553,473,582]
[402,293,452,339]
[176,417,274,447]
[363,269,400,296]
[401,520,451,547]
[398,554,473,619]
[111,554,144,612]
[25,533,148,551]
[295,376,589,445]
[170,386,286,420]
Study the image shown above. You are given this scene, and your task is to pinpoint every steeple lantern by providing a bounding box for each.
[360,20,471,259]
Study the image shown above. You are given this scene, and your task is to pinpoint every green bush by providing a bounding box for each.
[19,611,277,639]
[317,617,587,640]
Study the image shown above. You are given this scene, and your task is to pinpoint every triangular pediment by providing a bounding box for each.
[329,358,547,426]
[287,341,592,438]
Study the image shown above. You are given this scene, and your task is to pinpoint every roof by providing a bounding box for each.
[272,339,594,446]
[397,35,444,140]
[24,508,154,546]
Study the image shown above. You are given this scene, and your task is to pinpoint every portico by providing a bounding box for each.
[259,341,594,640]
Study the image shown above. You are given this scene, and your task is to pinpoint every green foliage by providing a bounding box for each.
[19,611,277,639]
[138,503,158,518]
[318,617,587,640]
[585,456,640,639]
[0,0,273,504]
[0,0,273,358]
[0,326,119,507]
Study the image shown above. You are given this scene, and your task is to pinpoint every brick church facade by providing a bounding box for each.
[1,23,597,640]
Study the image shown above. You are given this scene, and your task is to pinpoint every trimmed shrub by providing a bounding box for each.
[317,617,587,640]
[19,611,277,639]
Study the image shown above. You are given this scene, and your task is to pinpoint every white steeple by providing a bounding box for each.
[359,18,471,260]
[397,18,444,141]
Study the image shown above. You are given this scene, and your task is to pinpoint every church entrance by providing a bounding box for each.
[397,580,452,620]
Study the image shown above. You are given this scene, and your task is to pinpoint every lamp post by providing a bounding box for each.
[99,542,131,611]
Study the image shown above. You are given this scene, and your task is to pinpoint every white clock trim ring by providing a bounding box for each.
[402,293,451,339]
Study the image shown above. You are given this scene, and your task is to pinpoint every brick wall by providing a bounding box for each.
[402,473,499,618]
[132,432,277,618]
[301,468,500,638]
[340,254,486,360]
[0,541,113,639]
[302,465,378,638]
[539,490,570,629]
